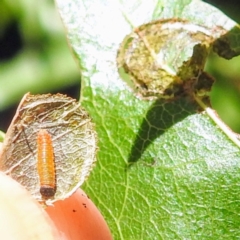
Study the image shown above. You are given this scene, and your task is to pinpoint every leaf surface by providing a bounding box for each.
[56,0,240,239]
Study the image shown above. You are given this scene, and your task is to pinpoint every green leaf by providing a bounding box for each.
[56,0,240,239]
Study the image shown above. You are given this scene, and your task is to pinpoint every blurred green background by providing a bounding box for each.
[0,0,239,133]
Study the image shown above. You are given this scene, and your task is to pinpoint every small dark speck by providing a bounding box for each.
[82,203,87,208]
[73,209,76,212]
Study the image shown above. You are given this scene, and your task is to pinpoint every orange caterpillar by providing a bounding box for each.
[37,129,56,198]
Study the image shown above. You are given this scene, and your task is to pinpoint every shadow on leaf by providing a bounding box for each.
[128,97,198,165]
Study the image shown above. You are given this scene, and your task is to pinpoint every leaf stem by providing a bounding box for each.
[194,95,240,148]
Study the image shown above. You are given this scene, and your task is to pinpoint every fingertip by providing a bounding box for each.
[0,172,59,240]
[46,189,113,240]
